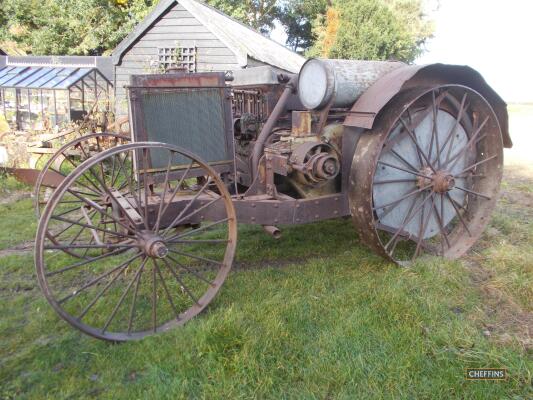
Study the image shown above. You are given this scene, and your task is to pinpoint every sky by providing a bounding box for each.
[417,0,533,103]
[271,0,533,103]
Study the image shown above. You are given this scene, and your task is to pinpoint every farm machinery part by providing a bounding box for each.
[32,59,510,341]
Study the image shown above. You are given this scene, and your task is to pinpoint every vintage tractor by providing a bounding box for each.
[34,59,511,341]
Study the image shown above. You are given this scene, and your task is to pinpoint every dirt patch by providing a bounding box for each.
[0,191,31,205]
[0,242,33,258]
[464,166,533,352]
[501,190,533,208]
[466,259,532,351]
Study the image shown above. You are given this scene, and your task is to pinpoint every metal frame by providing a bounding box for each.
[127,72,237,179]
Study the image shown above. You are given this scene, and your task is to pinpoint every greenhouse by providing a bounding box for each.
[0,66,112,131]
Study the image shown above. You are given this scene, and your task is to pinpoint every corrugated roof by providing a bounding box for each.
[0,66,107,89]
[112,0,306,73]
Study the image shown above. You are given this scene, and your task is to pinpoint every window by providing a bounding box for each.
[158,47,197,73]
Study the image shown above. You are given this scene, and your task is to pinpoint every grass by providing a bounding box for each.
[0,187,531,399]
[0,108,532,398]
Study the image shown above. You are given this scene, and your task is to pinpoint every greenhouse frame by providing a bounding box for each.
[0,66,112,131]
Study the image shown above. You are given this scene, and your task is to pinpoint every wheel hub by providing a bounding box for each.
[432,171,455,193]
[138,232,169,259]
[417,167,455,193]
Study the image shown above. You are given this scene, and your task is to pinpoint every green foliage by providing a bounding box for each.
[204,0,280,34]
[309,0,434,62]
[0,0,156,56]
[0,0,432,61]
[278,0,328,52]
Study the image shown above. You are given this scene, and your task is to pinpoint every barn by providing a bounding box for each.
[112,0,306,115]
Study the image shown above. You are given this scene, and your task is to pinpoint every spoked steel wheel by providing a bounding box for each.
[350,85,503,265]
[35,142,237,341]
[33,133,130,218]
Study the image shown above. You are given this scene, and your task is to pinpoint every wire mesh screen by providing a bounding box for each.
[139,88,231,170]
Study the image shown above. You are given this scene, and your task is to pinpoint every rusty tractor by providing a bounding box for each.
[33,59,511,341]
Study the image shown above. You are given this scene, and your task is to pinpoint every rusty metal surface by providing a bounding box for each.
[298,58,405,110]
[33,133,130,218]
[343,63,512,148]
[128,72,236,177]
[349,85,504,265]
[251,75,298,180]
[35,142,238,342]
[291,111,313,137]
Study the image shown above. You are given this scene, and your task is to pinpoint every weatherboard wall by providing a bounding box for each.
[114,2,240,115]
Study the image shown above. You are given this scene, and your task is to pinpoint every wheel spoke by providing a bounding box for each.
[453,185,491,200]
[102,257,148,333]
[51,214,131,240]
[118,151,147,229]
[127,258,145,335]
[428,90,439,165]
[162,257,200,306]
[432,194,451,250]
[439,92,468,165]
[377,160,432,179]
[379,193,419,256]
[373,184,432,211]
[384,192,434,251]
[45,248,136,277]
[162,196,222,238]
[172,239,228,244]
[373,178,418,185]
[399,117,436,172]
[52,213,88,238]
[444,116,489,171]
[167,255,215,286]
[58,254,142,305]
[155,160,195,235]
[63,154,102,195]
[85,162,140,228]
[390,149,420,173]
[153,259,181,321]
[66,189,132,232]
[413,194,435,260]
[162,178,212,236]
[152,257,157,332]
[456,154,498,176]
[168,249,223,267]
[45,243,136,250]
[383,91,448,155]
[141,148,150,230]
[166,218,230,242]
[153,152,174,232]
[78,254,141,320]
[445,193,472,236]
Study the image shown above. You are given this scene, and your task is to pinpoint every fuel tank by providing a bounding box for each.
[297,58,405,110]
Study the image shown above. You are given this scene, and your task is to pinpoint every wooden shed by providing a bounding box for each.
[112,0,306,115]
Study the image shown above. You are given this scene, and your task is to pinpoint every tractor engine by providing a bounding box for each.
[262,111,341,198]
[231,67,345,198]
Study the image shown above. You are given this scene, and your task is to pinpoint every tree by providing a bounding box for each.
[309,0,433,62]
[0,0,156,56]
[277,0,328,52]
[205,0,280,34]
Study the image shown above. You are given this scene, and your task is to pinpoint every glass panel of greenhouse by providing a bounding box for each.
[0,66,112,131]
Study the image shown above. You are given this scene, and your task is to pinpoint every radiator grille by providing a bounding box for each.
[139,88,231,169]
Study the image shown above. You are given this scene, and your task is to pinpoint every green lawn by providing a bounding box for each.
[0,108,532,398]
[0,173,531,399]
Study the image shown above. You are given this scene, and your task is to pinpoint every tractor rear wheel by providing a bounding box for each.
[350,85,503,266]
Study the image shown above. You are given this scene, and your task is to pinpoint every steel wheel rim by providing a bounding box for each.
[33,133,130,219]
[350,85,503,265]
[35,142,237,341]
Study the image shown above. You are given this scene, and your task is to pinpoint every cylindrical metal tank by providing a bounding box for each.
[298,58,405,110]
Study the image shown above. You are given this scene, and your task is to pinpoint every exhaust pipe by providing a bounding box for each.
[263,225,281,239]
